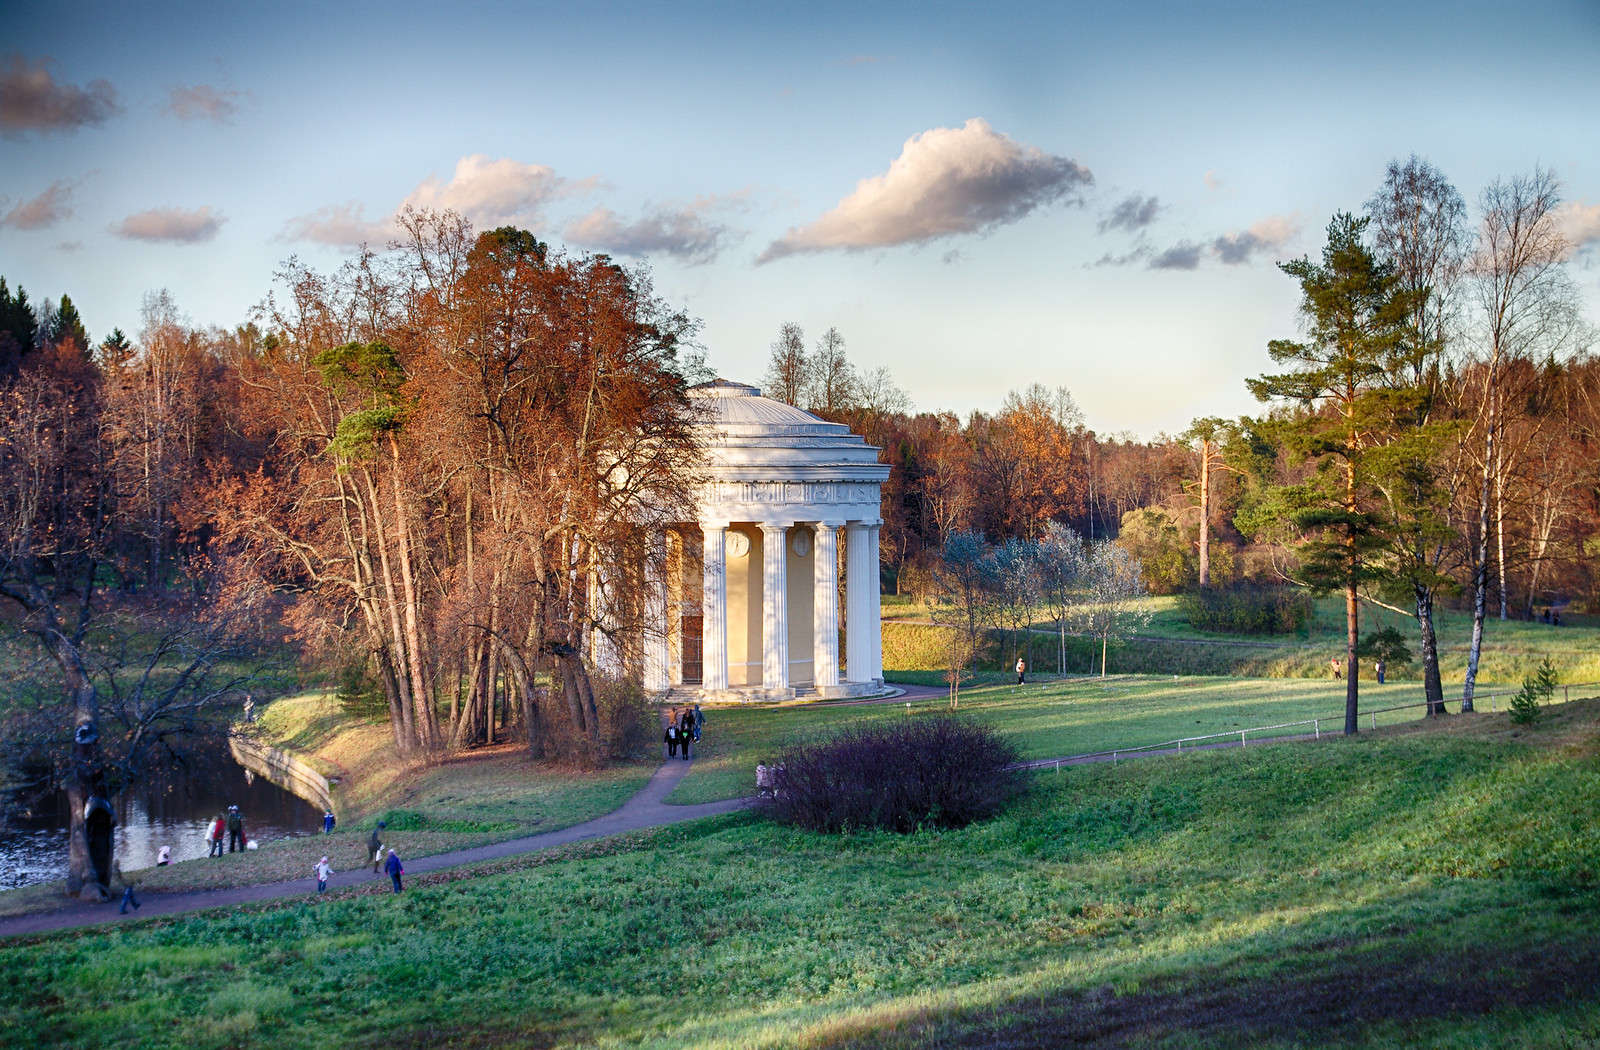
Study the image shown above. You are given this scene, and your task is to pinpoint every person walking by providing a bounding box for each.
[1330,657,1342,680]
[384,848,404,893]
[369,821,386,873]
[314,856,333,894]
[114,863,140,914]
[226,805,244,853]
[692,704,704,743]
[665,722,679,759]
[323,810,335,834]
[208,814,225,858]
[1375,659,1386,685]
[678,708,694,761]
[1016,657,1026,685]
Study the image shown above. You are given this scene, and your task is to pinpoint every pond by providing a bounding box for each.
[1,758,325,891]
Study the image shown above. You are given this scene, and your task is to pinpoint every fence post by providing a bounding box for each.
[1113,750,1118,765]
[1371,712,1377,731]
[1240,730,1246,748]
[1314,719,1319,740]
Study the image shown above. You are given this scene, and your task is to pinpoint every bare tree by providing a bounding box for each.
[1365,156,1470,716]
[1035,521,1087,674]
[1463,169,1582,710]
[810,326,859,414]
[1074,540,1151,677]
[761,322,811,406]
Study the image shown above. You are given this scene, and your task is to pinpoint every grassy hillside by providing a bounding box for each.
[884,595,1600,684]
[668,673,1595,805]
[6,700,1599,1048]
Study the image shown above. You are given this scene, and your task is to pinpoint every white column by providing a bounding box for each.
[845,522,872,684]
[867,523,883,683]
[701,522,729,691]
[666,529,683,686]
[643,532,670,693]
[813,522,842,689]
[761,522,789,691]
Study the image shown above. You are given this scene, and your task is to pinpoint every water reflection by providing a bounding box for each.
[1,759,323,890]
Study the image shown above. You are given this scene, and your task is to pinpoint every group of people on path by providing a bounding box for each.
[304,818,405,897]
[664,704,703,761]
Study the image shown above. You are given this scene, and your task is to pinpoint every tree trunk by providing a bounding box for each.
[1416,585,1446,716]
[1464,365,1498,713]
[1198,439,1211,588]
[390,439,437,750]
[1344,455,1360,736]
[1495,439,1508,621]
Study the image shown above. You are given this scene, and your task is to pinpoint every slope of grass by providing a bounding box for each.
[670,673,1572,804]
[5,700,1599,1048]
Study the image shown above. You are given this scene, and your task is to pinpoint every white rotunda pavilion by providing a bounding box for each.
[643,379,891,701]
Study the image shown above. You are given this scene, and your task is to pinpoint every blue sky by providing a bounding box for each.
[3,0,1598,436]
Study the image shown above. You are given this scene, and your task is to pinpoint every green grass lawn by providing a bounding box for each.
[669,673,1579,804]
[888,594,1600,684]
[5,700,1599,1048]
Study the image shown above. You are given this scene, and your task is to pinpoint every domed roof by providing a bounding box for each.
[686,378,890,489]
[688,379,866,444]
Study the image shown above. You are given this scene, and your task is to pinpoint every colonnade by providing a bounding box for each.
[643,519,883,697]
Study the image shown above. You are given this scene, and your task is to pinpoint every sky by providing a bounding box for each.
[3,0,1599,438]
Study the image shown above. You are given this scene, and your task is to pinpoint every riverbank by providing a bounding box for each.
[0,692,659,917]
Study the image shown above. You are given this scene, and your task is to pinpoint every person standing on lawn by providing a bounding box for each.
[692,704,704,742]
[1016,657,1026,685]
[209,814,225,857]
[384,848,404,893]
[1376,659,1386,685]
[323,810,336,834]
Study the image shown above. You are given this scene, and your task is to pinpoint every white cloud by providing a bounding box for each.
[1,179,76,229]
[284,154,598,248]
[279,201,396,247]
[401,154,588,229]
[564,195,742,264]
[759,118,1091,262]
[111,205,225,244]
[1558,200,1600,256]
[167,84,242,122]
[1212,213,1300,265]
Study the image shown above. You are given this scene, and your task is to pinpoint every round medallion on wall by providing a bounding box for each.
[725,531,751,558]
[791,531,811,557]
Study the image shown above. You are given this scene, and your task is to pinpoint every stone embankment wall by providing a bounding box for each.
[228,732,336,814]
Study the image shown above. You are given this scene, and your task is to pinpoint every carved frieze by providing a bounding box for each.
[702,481,879,506]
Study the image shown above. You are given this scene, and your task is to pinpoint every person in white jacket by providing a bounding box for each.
[314,856,333,894]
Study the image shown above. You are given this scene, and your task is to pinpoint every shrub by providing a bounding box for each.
[764,716,1025,833]
[1511,658,1557,725]
[1175,584,1313,635]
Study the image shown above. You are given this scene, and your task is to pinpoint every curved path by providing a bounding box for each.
[0,758,747,940]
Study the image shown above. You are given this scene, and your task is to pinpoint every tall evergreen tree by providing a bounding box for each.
[1249,213,1416,735]
[0,278,39,375]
